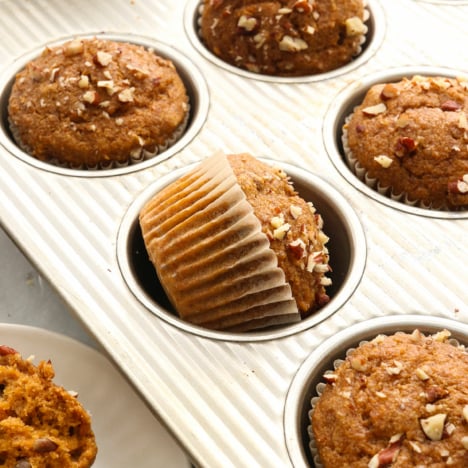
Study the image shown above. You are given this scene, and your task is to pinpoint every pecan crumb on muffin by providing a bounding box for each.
[311,330,468,467]
[200,0,367,77]
[139,152,332,331]
[8,37,189,168]
[0,345,97,467]
[344,75,468,210]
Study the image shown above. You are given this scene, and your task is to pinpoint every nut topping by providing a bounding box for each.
[279,35,308,52]
[380,83,399,100]
[362,103,387,116]
[237,15,258,33]
[441,100,462,111]
[420,413,447,441]
[394,137,417,157]
[462,404,468,423]
[63,39,84,56]
[345,17,366,37]
[374,155,393,168]
[462,436,468,449]
[96,50,113,66]
[0,345,17,356]
[33,438,58,453]
[368,434,403,467]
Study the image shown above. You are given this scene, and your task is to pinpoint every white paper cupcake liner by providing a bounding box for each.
[8,104,190,170]
[139,152,301,332]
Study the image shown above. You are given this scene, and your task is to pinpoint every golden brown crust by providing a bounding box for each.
[345,75,468,209]
[0,345,97,467]
[311,330,468,467]
[8,38,189,167]
[228,153,331,317]
[200,0,366,76]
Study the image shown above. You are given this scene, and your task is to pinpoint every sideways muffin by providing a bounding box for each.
[344,75,468,210]
[0,344,97,467]
[200,0,368,77]
[311,330,468,467]
[139,152,332,332]
[8,37,189,168]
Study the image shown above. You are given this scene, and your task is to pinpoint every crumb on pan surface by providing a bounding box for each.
[139,152,332,331]
[200,0,367,76]
[0,345,97,468]
[345,75,468,210]
[8,37,189,168]
[311,329,468,467]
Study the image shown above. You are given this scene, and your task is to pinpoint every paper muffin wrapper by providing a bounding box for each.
[8,106,189,170]
[306,333,464,467]
[196,2,369,71]
[139,151,301,332]
[341,112,452,211]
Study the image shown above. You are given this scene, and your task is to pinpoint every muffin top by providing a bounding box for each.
[200,0,367,77]
[8,37,189,168]
[345,75,468,209]
[0,345,97,467]
[311,330,468,467]
[228,153,331,317]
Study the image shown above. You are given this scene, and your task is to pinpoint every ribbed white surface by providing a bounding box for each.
[0,1,467,467]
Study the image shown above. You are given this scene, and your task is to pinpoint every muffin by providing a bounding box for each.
[344,75,468,210]
[8,37,189,168]
[139,152,332,332]
[0,344,97,467]
[311,329,468,467]
[200,0,367,77]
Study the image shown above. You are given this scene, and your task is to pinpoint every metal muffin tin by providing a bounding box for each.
[0,1,467,467]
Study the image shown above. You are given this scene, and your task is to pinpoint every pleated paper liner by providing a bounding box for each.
[8,110,189,171]
[139,152,301,332]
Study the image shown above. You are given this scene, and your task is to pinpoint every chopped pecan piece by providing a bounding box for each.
[394,137,417,157]
[0,345,17,356]
[441,100,462,111]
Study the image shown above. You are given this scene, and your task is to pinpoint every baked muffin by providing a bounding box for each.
[0,344,97,467]
[8,37,189,168]
[139,152,332,331]
[344,75,468,210]
[311,330,468,467]
[200,0,367,77]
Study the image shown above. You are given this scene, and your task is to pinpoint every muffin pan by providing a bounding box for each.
[0,1,467,467]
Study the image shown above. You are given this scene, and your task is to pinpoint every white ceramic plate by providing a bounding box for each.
[0,324,190,468]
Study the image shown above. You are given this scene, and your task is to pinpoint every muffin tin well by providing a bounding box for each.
[183,0,386,83]
[0,32,209,178]
[323,65,468,219]
[284,314,468,467]
[116,158,367,342]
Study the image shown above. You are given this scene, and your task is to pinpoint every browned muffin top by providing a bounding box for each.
[0,345,97,467]
[200,0,366,76]
[228,153,331,317]
[345,75,468,209]
[312,330,468,467]
[8,37,189,168]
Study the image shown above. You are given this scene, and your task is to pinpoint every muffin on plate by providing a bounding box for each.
[0,344,97,467]
[8,37,189,168]
[311,329,468,467]
[139,152,332,332]
[199,0,368,77]
[343,75,468,210]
